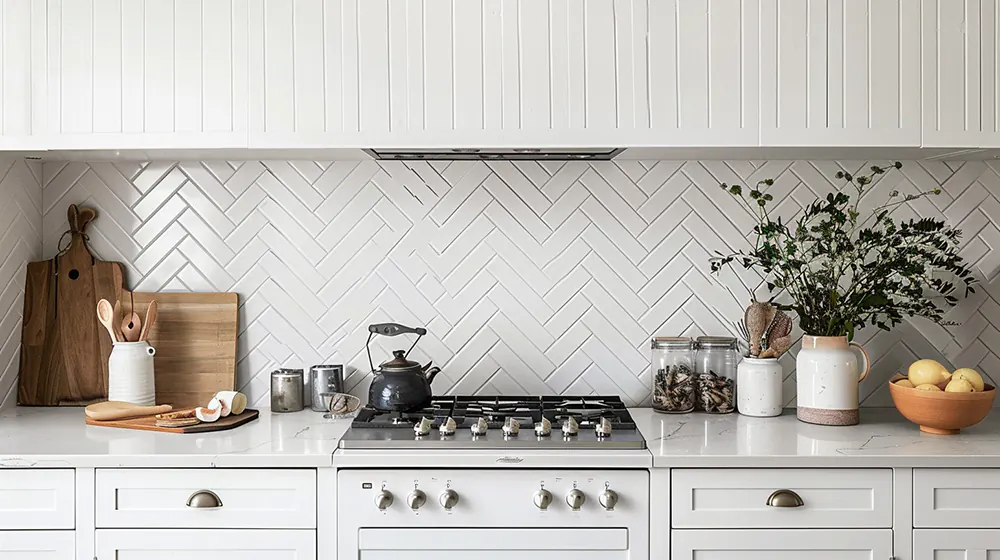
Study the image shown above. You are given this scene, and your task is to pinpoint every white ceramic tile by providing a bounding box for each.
[19,159,1000,407]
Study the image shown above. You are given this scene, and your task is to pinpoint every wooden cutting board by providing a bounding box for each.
[121,292,238,408]
[18,205,124,406]
[86,409,259,433]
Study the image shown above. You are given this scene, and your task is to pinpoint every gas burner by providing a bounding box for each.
[343,395,644,449]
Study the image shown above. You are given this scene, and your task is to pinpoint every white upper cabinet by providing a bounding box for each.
[923,0,1000,148]
[45,0,248,150]
[248,0,759,149]
[760,0,922,147]
[0,0,44,149]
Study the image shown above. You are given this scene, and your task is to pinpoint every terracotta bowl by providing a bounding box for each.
[888,374,995,434]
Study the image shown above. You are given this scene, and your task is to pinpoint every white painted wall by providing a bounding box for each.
[29,159,1000,409]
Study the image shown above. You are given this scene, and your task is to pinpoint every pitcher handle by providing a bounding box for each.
[850,341,870,383]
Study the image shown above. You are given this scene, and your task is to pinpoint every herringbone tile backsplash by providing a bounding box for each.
[2,159,42,409]
[33,159,1000,408]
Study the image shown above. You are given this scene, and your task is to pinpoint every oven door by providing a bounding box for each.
[358,528,628,560]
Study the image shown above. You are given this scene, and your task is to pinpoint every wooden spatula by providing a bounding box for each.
[85,401,172,421]
[121,312,141,342]
[139,300,157,342]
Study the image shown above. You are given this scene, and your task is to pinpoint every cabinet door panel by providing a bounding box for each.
[0,531,74,560]
[914,530,1000,560]
[761,0,921,147]
[96,529,315,560]
[0,0,44,148]
[47,0,248,149]
[923,0,1000,147]
[673,529,893,559]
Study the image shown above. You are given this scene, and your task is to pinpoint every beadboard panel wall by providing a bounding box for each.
[37,159,1000,408]
[249,0,760,147]
[1,159,42,408]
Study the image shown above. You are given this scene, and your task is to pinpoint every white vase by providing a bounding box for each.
[107,341,156,406]
[737,357,784,417]
[796,335,870,426]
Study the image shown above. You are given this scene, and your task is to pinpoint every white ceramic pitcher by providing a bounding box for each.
[796,335,870,426]
[108,341,156,406]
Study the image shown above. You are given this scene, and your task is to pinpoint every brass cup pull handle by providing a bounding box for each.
[186,490,223,509]
[766,489,803,508]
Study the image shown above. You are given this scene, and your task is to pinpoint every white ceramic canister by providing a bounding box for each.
[736,357,784,417]
[796,335,870,426]
[107,341,156,406]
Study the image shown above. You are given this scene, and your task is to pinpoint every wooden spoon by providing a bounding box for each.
[121,312,141,342]
[139,300,157,342]
[111,300,124,343]
[96,299,120,343]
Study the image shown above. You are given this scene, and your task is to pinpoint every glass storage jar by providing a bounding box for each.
[695,336,738,414]
[650,337,696,414]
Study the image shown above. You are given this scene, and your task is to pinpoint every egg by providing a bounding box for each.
[951,368,985,392]
[908,359,952,386]
[915,383,943,392]
[945,378,976,393]
[895,379,915,388]
[194,407,221,422]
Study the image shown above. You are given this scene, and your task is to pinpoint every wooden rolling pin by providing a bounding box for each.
[85,401,172,422]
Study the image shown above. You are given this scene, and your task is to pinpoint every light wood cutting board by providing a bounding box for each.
[121,292,238,408]
[86,409,259,433]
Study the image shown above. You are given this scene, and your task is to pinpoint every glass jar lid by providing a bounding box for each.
[651,336,694,349]
[696,336,738,349]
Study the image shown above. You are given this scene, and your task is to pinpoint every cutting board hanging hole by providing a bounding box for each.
[68,269,79,280]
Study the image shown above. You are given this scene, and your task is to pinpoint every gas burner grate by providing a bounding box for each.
[351,395,638,431]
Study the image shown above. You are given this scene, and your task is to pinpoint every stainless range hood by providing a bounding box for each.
[364,148,624,161]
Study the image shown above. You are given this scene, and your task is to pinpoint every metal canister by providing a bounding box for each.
[270,369,304,412]
[309,364,344,412]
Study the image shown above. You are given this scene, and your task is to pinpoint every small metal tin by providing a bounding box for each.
[271,368,305,412]
[309,364,344,412]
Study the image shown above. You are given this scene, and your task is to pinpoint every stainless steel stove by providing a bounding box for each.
[337,395,647,449]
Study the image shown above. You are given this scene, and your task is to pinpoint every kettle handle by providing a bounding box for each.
[368,323,427,337]
[366,323,427,373]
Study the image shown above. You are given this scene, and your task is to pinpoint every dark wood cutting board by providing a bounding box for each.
[86,409,259,433]
[18,205,124,406]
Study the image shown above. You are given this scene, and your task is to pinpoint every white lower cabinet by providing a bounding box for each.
[95,529,315,560]
[0,531,74,559]
[914,530,1000,559]
[671,530,893,559]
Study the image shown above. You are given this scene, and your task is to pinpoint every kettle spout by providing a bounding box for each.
[422,363,441,385]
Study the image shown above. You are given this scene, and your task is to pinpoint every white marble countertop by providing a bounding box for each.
[632,407,1000,467]
[0,407,352,468]
[6,405,1000,469]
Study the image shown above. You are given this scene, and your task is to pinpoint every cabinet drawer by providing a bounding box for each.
[96,529,315,560]
[914,468,1000,528]
[914,529,1000,559]
[0,470,75,530]
[96,469,315,529]
[671,468,892,528]
[0,531,74,559]
[673,529,893,558]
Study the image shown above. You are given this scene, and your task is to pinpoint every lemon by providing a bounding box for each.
[945,378,975,392]
[951,368,985,392]
[908,359,952,386]
[894,379,915,388]
[915,384,943,392]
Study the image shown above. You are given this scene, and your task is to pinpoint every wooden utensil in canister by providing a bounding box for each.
[96,299,120,343]
[139,300,157,342]
[121,312,141,342]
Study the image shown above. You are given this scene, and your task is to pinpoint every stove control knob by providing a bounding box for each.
[407,489,427,510]
[533,489,553,510]
[566,489,586,511]
[600,489,619,511]
[439,489,459,510]
[374,490,393,510]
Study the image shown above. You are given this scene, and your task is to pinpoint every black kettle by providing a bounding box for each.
[366,323,441,412]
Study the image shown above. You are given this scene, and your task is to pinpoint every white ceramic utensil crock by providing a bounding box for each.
[737,357,784,417]
[796,335,870,426]
[107,341,156,406]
